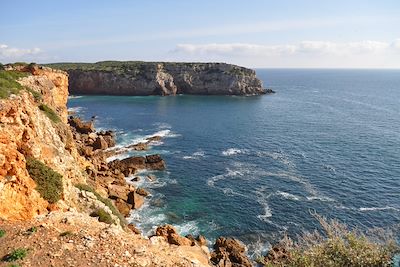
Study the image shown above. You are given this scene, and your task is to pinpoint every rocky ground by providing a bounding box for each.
[0,211,211,267]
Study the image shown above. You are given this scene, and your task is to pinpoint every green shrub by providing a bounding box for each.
[24,227,37,235]
[0,63,4,70]
[260,214,399,267]
[38,104,61,123]
[90,208,114,224]
[60,231,73,237]
[75,184,127,227]
[26,158,63,203]
[25,87,42,101]
[0,229,5,238]
[0,70,28,99]
[2,248,28,262]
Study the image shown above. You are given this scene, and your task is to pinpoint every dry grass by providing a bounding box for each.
[259,213,399,267]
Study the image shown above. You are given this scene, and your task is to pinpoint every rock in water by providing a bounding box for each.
[211,237,253,267]
[155,225,193,246]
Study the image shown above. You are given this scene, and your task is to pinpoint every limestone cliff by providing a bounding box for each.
[47,61,265,96]
[0,65,88,220]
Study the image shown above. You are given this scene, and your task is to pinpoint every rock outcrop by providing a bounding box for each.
[211,237,253,267]
[0,66,87,220]
[46,61,266,96]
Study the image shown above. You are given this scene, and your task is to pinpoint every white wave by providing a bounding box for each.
[67,106,84,113]
[256,187,273,221]
[129,129,181,146]
[276,191,301,201]
[174,221,200,236]
[256,150,295,169]
[306,195,335,202]
[153,122,172,129]
[222,148,247,156]
[207,168,244,187]
[106,153,130,163]
[68,95,83,99]
[183,151,206,160]
[359,206,399,212]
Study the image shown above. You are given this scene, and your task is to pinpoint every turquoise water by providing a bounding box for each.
[68,69,400,252]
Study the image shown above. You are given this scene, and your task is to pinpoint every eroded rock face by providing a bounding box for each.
[0,69,88,220]
[53,62,265,96]
[211,237,253,267]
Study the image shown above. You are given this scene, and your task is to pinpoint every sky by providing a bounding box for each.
[1,0,400,68]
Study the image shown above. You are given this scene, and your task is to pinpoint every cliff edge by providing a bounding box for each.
[46,61,265,96]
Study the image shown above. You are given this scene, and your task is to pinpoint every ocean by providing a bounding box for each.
[68,69,400,254]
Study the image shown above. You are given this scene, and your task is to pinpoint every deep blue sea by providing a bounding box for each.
[68,69,400,254]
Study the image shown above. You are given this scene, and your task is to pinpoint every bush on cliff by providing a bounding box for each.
[39,104,61,123]
[258,214,399,267]
[75,184,127,227]
[90,208,114,224]
[26,158,63,203]
[0,70,28,98]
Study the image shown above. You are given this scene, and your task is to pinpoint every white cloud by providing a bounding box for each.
[0,44,42,59]
[172,39,400,68]
[174,40,393,57]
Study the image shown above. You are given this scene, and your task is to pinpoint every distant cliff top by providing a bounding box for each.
[45,61,254,75]
[46,61,265,96]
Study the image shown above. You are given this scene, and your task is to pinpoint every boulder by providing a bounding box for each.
[68,116,94,134]
[145,154,166,170]
[147,175,156,181]
[146,135,162,142]
[127,224,141,235]
[197,235,207,246]
[136,188,150,197]
[126,142,148,151]
[211,237,253,267]
[127,191,144,209]
[155,225,192,246]
[92,136,108,150]
[114,198,131,217]
[108,184,129,201]
[131,176,140,182]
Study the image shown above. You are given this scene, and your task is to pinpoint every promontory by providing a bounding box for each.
[46,61,265,96]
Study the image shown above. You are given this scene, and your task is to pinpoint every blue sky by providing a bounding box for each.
[1,0,400,68]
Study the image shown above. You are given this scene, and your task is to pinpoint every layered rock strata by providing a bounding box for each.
[47,61,266,96]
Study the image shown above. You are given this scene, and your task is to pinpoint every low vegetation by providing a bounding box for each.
[59,231,74,237]
[2,248,28,262]
[258,214,399,267]
[39,104,61,123]
[0,70,28,98]
[24,227,37,236]
[26,158,63,203]
[75,183,127,227]
[0,229,5,238]
[90,208,114,224]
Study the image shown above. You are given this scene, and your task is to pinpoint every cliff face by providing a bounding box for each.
[0,66,87,220]
[48,61,265,96]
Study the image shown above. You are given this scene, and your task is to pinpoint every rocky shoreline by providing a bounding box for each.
[69,114,253,266]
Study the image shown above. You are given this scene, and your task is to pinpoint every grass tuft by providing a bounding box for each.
[75,183,127,227]
[2,248,28,262]
[0,229,5,238]
[26,158,63,203]
[0,70,28,99]
[60,231,73,237]
[90,208,114,224]
[38,104,61,123]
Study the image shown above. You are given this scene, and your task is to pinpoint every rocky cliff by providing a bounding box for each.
[47,61,265,96]
[0,64,215,266]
